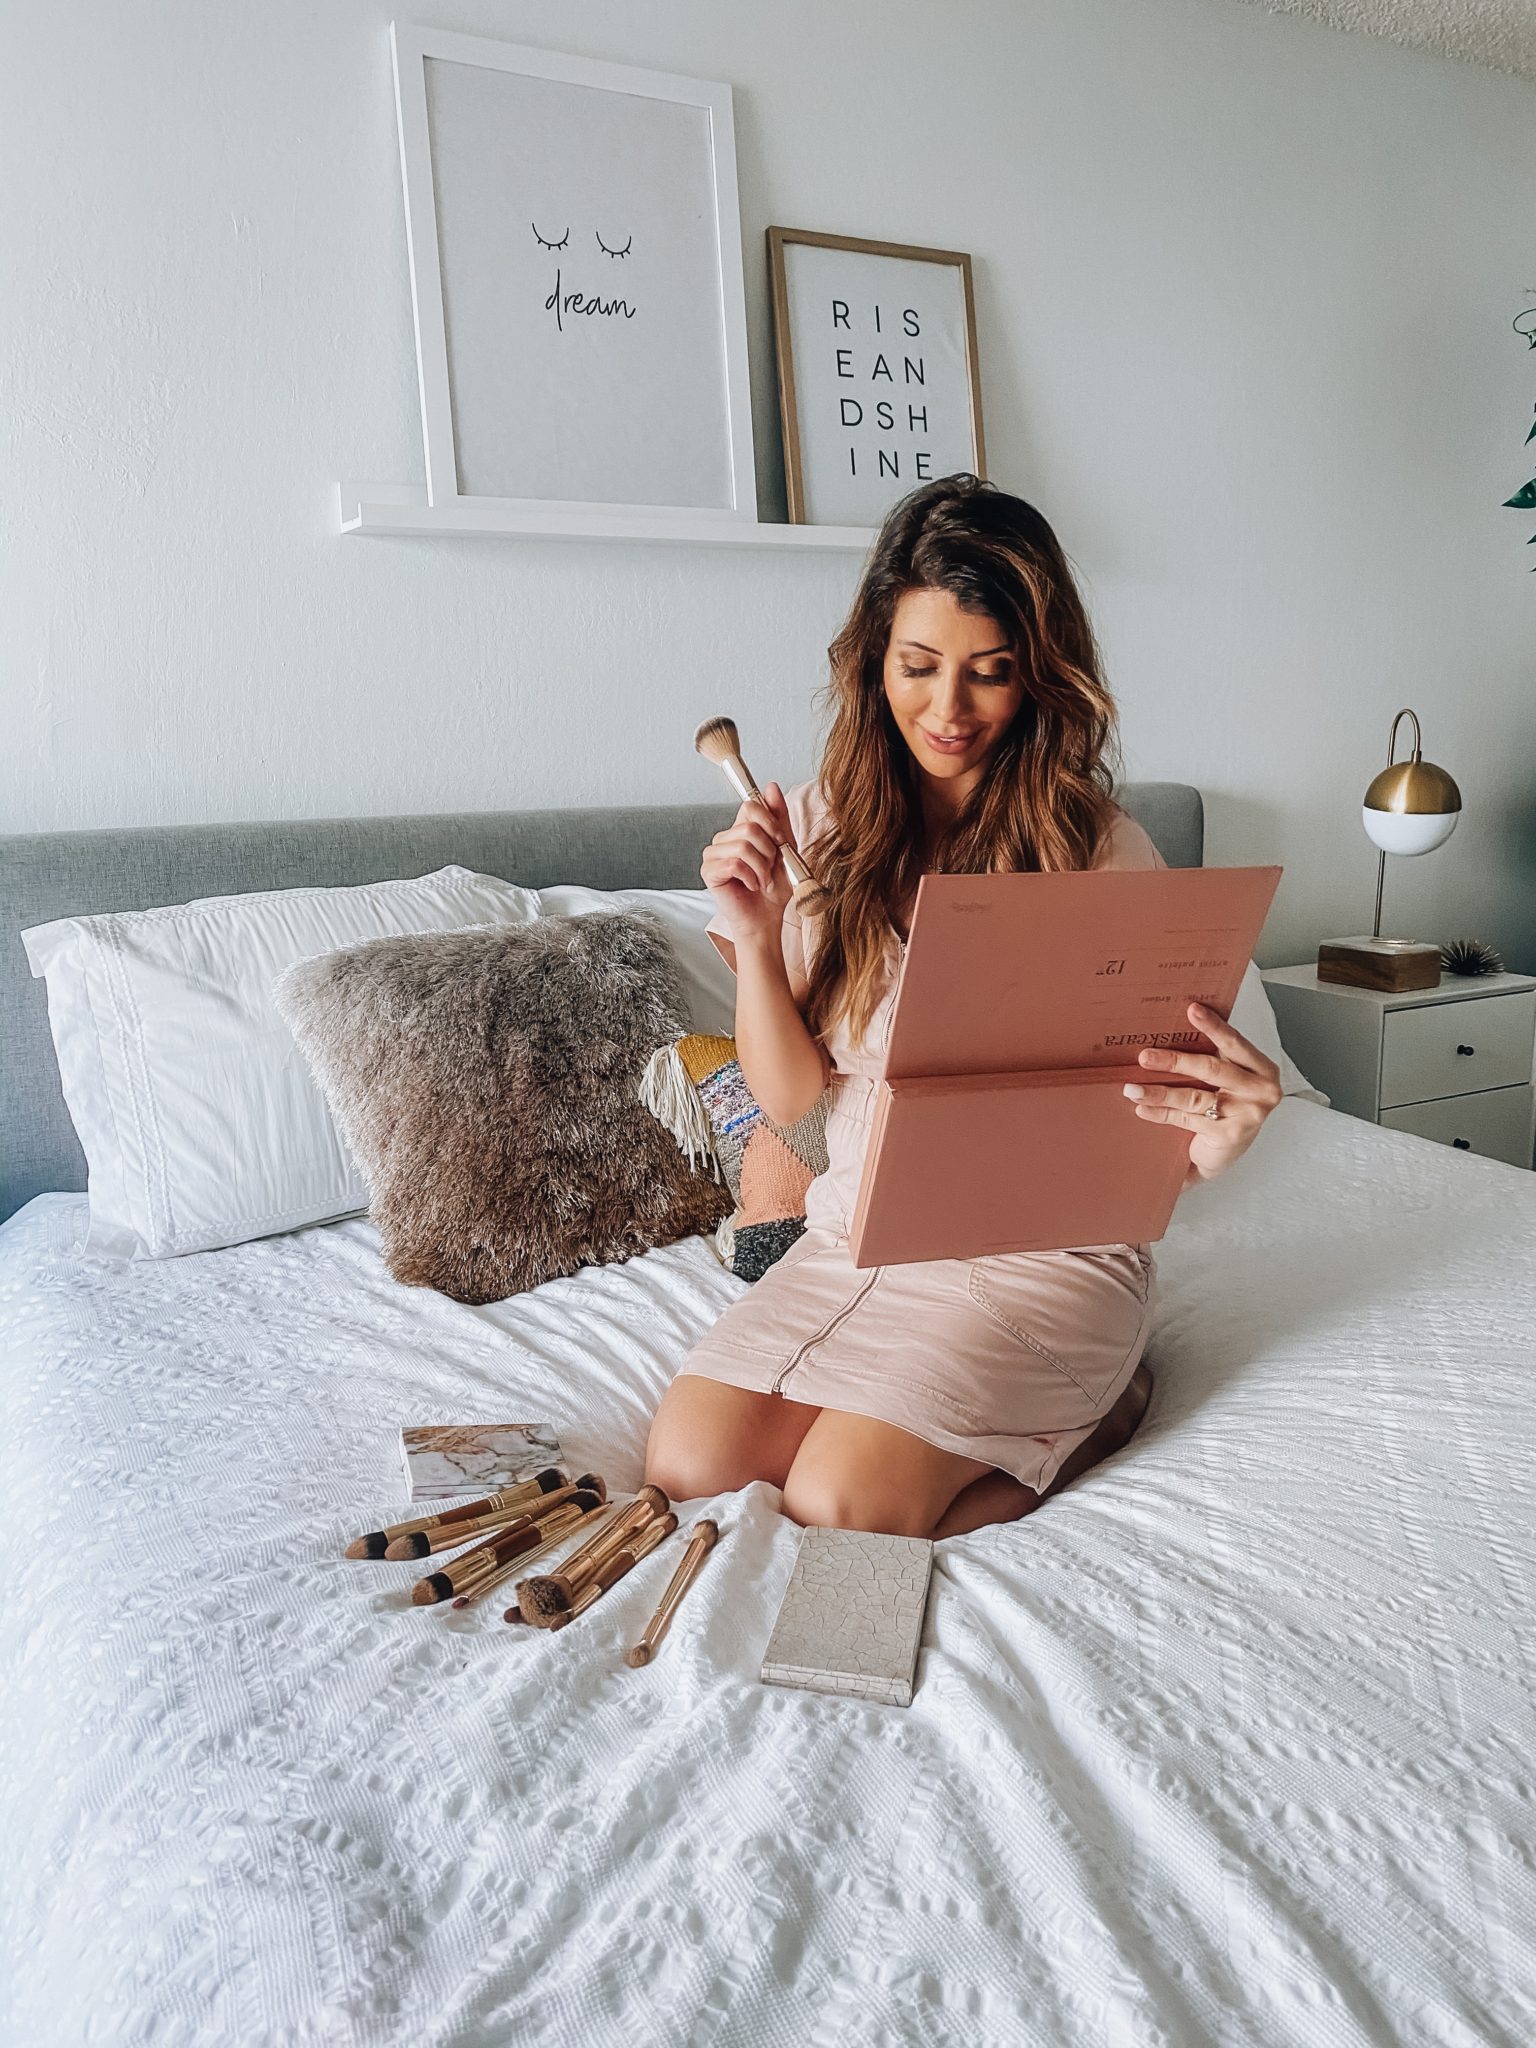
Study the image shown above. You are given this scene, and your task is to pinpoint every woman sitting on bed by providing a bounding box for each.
[645,472,1282,1538]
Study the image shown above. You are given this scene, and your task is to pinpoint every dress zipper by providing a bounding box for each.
[771,1268,880,1396]
[767,914,899,1397]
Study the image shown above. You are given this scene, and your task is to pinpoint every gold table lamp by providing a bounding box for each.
[1317,708,1462,992]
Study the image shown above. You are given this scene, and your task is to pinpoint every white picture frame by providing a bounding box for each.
[389,22,757,527]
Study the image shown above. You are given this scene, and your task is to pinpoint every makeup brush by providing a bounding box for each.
[451,1502,611,1602]
[422,1493,607,1603]
[516,1484,670,1627]
[625,1518,719,1666]
[344,1467,567,1558]
[411,1504,586,1608]
[410,1491,600,1605]
[452,1504,613,1609]
[694,717,818,904]
[382,1476,606,1559]
[548,1513,680,1633]
[515,1489,663,1624]
[410,1499,591,1607]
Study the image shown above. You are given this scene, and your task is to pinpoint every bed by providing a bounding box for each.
[3,794,1534,2048]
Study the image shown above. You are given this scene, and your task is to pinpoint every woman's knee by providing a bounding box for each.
[644,1413,748,1502]
[779,1465,935,1538]
[644,1377,797,1501]
[644,1438,751,1503]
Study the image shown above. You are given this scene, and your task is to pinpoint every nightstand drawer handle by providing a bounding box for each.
[1452,1137,1472,1150]
[1455,1044,1475,1056]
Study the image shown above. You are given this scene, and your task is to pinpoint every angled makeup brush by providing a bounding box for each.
[625,1517,719,1666]
[694,717,818,905]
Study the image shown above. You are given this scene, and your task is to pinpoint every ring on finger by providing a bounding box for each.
[1203,1092,1222,1120]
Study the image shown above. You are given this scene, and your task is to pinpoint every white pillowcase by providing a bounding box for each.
[538,886,738,1038]
[23,866,540,1259]
[1231,962,1324,1103]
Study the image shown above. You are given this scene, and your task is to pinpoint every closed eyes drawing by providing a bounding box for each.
[530,221,638,329]
[530,225,632,257]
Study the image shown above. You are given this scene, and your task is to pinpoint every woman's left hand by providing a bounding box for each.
[1122,1001,1283,1188]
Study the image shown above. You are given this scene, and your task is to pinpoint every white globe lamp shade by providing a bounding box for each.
[1361,805,1459,857]
[1361,748,1461,858]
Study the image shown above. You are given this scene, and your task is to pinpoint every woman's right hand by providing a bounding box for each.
[701,781,796,942]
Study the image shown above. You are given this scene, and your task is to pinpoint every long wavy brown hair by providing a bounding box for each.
[801,472,1122,1048]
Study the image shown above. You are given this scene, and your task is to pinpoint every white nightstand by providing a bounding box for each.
[1261,966,1536,1168]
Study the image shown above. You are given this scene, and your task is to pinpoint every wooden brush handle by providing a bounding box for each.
[549,1514,680,1632]
[515,1487,670,1625]
[563,1495,662,1592]
[348,1468,567,1554]
[412,1500,592,1601]
[454,1505,610,1607]
[626,1519,718,1665]
[718,754,815,895]
[394,1480,601,1557]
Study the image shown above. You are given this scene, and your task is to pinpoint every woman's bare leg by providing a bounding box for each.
[645,1374,820,1500]
[780,1410,993,1537]
[649,1359,1154,1531]
[931,1361,1154,1538]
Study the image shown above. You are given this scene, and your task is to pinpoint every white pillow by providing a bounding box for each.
[23,866,541,1259]
[1230,962,1325,1103]
[538,886,737,1038]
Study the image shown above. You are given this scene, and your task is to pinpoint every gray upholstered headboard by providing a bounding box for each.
[0,782,1202,1221]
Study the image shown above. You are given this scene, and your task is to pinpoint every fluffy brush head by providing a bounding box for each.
[518,1574,573,1621]
[694,716,741,764]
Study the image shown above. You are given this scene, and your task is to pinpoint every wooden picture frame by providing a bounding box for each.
[389,21,757,528]
[766,227,986,526]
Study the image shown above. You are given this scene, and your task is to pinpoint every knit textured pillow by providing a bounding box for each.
[640,1034,830,1281]
[275,911,730,1305]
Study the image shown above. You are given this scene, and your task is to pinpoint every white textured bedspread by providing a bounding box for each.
[4,1099,1535,2048]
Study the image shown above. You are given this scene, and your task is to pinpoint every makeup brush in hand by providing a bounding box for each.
[694,717,818,905]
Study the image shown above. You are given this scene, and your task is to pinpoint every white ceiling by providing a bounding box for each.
[1233,0,1536,80]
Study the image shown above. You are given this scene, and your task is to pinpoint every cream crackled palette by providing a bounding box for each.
[760,1526,935,1707]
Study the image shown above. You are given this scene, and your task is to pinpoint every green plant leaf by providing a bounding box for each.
[1505,480,1536,508]
[1527,415,1536,443]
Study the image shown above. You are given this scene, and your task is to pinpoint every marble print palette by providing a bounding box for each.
[399,1423,564,1501]
[760,1526,934,1708]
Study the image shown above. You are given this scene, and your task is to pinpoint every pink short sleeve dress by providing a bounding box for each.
[676,781,1165,1494]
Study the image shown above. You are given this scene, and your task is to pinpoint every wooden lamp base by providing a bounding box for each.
[1316,937,1442,993]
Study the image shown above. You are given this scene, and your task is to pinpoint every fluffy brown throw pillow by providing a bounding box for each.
[276,911,730,1304]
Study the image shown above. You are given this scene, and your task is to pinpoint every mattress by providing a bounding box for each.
[3,1097,1534,2048]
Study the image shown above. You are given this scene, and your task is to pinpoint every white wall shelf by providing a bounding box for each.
[335,485,875,552]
